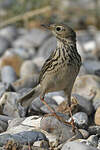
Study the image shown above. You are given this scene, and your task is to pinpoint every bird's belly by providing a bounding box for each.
[41,64,78,93]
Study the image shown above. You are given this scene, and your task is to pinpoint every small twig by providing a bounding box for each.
[0,6,51,28]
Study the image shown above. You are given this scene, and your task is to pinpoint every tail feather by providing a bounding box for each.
[17,84,41,107]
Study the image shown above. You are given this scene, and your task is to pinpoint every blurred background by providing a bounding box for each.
[0,0,100,29]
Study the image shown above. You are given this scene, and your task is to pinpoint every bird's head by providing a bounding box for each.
[42,23,76,42]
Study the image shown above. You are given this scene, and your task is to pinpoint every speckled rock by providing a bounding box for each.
[61,141,98,150]
[0,51,23,76]
[95,107,100,125]
[20,60,39,78]
[70,112,88,129]
[1,66,18,84]
[88,126,100,135]
[79,129,89,139]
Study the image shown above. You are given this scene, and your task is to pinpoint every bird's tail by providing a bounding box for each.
[17,84,41,107]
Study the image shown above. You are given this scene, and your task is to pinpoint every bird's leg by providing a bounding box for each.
[40,97,72,127]
[67,96,76,132]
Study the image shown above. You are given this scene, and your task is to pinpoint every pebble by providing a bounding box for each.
[83,60,100,74]
[72,74,100,100]
[0,26,18,42]
[70,112,88,129]
[1,66,18,84]
[0,92,21,117]
[20,60,39,78]
[0,36,11,56]
[29,96,58,114]
[79,129,89,139]
[12,75,38,91]
[88,126,100,135]
[0,131,48,147]
[40,115,82,143]
[73,94,93,115]
[0,120,8,133]
[61,141,98,150]
[13,47,36,60]
[13,28,50,49]
[38,36,57,58]
[0,51,23,76]
[95,107,100,125]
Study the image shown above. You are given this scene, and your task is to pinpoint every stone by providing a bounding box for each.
[40,115,82,143]
[0,51,23,76]
[70,112,88,129]
[83,60,100,74]
[20,60,39,78]
[79,129,89,139]
[13,47,36,60]
[0,36,11,56]
[95,107,100,125]
[72,94,93,115]
[88,126,100,135]
[1,66,18,84]
[0,120,8,133]
[0,131,48,147]
[38,36,57,59]
[93,98,100,111]
[0,116,49,147]
[29,96,58,114]
[0,26,18,42]
[72,75,100,100]
[0,92,21,117]
[87,135,98,148]
[32,57,45,71]
[61,141,98,150]
[13,28,50,49]
[12,75,38,91]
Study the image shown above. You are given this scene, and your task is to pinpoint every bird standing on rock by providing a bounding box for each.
[18,23,82,130]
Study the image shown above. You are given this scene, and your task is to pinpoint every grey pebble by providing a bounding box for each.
[61,141,98,150]
[1,92,21,117]
[93,99,100,111]
[83,60,100,74]
[13,28,50,49]
[38,36,57,58]
[1,66,18,84]
[0,36,11,56]
[13,47,36,60]
[70,112,88,129]
[0,120,8,133]
[0,26,18,42]
[29,96,58,114]
[0,131,48,146]
[73,94,93,115]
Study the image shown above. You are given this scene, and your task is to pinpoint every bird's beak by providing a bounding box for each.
[41,24,52,30]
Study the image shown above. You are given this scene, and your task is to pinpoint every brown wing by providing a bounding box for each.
[39,49,59,83]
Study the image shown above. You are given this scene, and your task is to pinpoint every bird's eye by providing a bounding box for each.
[56,27,61,31]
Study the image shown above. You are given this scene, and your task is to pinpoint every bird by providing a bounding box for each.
[17,23,82,130]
